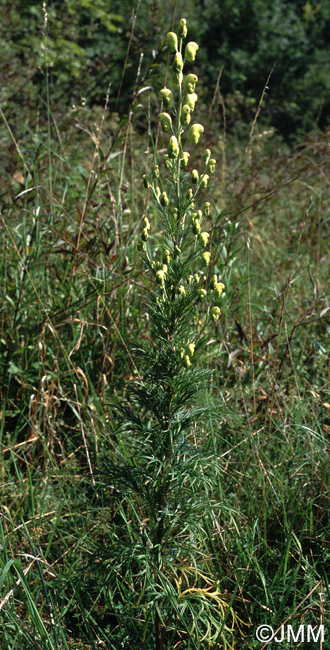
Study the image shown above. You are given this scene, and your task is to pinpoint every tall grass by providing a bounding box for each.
[1,7,330,650]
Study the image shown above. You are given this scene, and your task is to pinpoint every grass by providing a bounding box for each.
[1,16,330,649]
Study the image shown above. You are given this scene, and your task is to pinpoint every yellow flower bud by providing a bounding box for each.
[141,228,149,242]
[153,164,160,178]
[184,74,198,93]
[178,285,186,296]
[159,112,173,133]
[178,18,187,38]
[179,347,185,359]
[186,93,198,110]
[187,188,193,200]
[194,273,200,283]
[187,342,195,357]
[160,191,169,206]
[160,87,174,109]
[174,245,181,257]
[188,123,204,145]
[168,135,180,159]
[181,104,191,126]
[143,174,150,189]
[201,173,209,188]
[199,232,210,248]
[156,270,165,286]
[207,158,217,174]
[143,216,150,230]
[162,264,168,274]
[188,275,193,284]
[181,151,190,166]
[185,41,199,63]
[203,201,211,217]
[173,51,183,73]
[202,252,211,267]
[198,288,207,298]
[210,274,218,289]
[164,154,171,169]
[183,354,191,368]
[191,169,199,184]
[214,281,225,298]
[165,32,178,52]
[211,306,221,322]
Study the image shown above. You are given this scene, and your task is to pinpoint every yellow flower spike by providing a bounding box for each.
[207,158,217,174]
[191,169,199,184]
[160,191,169,206]
[202,251,211,267]
[143,216,150,230]
[178,18,187,38]
[178,285,186,296]
[185,41,199,62]
[181,151,190,166]
[188,123,204,145]
[201,173,209,188]
[203,201,211,217]
[183,354,191,368]
[142,174,150,189]
[160,87,174,109]
[159,112,173,133]
[184,73,198,93]
[173,51,183,73]
[168,135,180,159]
[198,288,207,298]
[186,92,198,110]
[187,342,195,357]
[214,281,225,298]
[200,232,210,248]
[141,228,149,242]
[211,306,221,322]
[156,269,165,286]
[181,104,191,126]
[165,31,178,52]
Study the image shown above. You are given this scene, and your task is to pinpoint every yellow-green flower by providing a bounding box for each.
[199,232,210,248]
[178,18,187,38]
[164,154,171,169]
[143,216,150,230]
[210,274,218,289]
[194,273,200,283]
[159,112,172,133]
[188,123,204,144]
[214,281,225,297]
[168,135,180,159]
[181,151,190,166]
[153,164,159,178]
[160,87,174,109]
[184,73,198,94]
[202,252,211,267]
[203,201,211,217]
[141,228,149,242]
[142,174,150,189]
[192,220,201,235]
[160,191,169,206]
[185,41,199,62]
[187,342,195,357]
[191,169,199,184]
[173,51,183,73]
[165,31,178,52]
[201,173,209,188]
[163,249,171,265]
[181,104,191,125]
[207,158,217,174]
[178,285,186,296]
[211,306,221,321]
[198,288,207,298]
[186,92,198,110]
[183,354,191,368]
[203,148,211,163]
[156,269,165,286]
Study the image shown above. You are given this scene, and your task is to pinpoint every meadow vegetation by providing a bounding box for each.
[1,2,330,649]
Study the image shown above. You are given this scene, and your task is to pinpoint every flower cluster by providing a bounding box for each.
[140,18,225,365]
